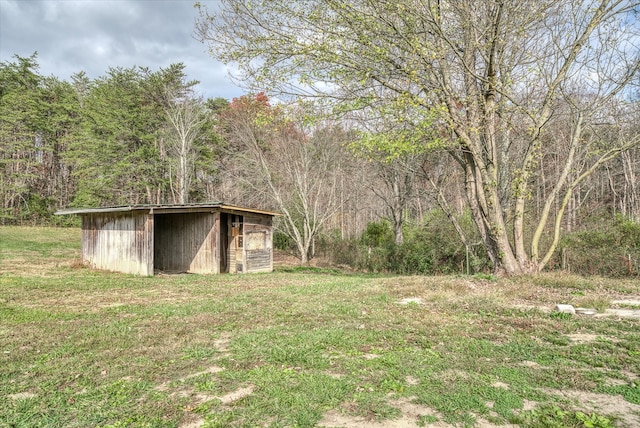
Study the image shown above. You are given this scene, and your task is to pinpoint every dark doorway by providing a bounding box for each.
[220,213,229,273]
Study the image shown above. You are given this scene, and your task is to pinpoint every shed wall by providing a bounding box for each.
[154,212,217,274]
[243,214,273,273]
[82,211,153,275]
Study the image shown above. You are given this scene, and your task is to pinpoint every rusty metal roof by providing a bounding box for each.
[55,203,279,217]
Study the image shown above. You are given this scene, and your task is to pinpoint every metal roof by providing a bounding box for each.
[55,203,279,217]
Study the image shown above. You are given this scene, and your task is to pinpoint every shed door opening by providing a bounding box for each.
[219,213,229,273]
[153,212,215,274]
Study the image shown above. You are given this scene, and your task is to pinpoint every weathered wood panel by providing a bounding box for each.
[243,215,273,273]
[77,206,274,276]
[212,212,221,275]
[154,212,216,274]
[81,211,153,275]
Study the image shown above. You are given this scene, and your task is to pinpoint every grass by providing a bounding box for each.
[1,226,639,427]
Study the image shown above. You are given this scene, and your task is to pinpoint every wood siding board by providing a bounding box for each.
[243,214,273,273]
[153,212,217,274]
[190,212,216,274]
[80,211,149,275]
[213,212,220,274]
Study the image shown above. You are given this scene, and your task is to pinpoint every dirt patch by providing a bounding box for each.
[599,308,640,319]
[318,396,444,428]
[611,298,640,306]
[491,381,510,389]
[397,297,424,305]
[566,333,601,344]
[179,416,205,428]
[155,366,225,392]
[182,366,225,380]
[8,392,37,400]
[213,333,231,354]
[545,388,640,427]
[319,396,521,428]
[475,418,519,428]
[405,375,420,386]
[218,385,255,404]
[362,353,381,360]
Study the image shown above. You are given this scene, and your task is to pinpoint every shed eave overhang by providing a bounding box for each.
[55,203,279,217]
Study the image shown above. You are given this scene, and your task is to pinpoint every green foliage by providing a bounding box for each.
[602,383,640,405]
[360,220,394,247]
[1,55,225,223]
[558,213,640,277]
[66,66,167,206]
[0,54,80,224]
[273,230,295,251]
[325,210,490,275]
[517,405,614,428]
[549,311,573,320]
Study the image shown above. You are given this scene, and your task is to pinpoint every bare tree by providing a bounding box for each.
[165,91,207,204]
[197,0,640,274]
[218,94,349,263]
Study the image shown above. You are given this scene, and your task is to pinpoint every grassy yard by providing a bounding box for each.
[1,226,639,428]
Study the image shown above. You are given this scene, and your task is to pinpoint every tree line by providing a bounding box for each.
[3,2,640,278]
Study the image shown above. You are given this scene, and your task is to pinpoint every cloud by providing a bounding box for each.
[0,0,244,99]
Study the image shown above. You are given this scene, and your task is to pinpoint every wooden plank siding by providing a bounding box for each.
[68,204,277,276]
[243,215,273,273]
[81,211,153,275]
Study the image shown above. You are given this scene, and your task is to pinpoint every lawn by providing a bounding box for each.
[1,226,639,427]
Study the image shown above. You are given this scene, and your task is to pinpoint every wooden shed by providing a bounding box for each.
[56,203,277,276]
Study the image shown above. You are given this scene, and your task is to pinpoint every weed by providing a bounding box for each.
[518,405,615,428]
[574,296,610,312]
[550,311,573,320]
[417,414,439,426]
[601,383,640,405]
[471,272,498,281]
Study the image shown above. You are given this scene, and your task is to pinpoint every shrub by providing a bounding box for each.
[322,210,491,275]
[557,214,640,277]
[273,230,296,251]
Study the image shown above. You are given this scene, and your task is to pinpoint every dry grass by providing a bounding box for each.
[1,226,639,428]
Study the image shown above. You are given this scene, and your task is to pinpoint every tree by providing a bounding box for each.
[164,90,208,204]
[218,93,349,263]
[0,54,45,222]
[350,120,430,245]
[0,53,81,224]
[197,0,640,274]
[66,64,200,207]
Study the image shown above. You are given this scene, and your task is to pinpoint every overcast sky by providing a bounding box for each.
[0,0,245,100]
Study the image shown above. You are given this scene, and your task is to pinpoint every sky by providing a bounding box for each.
[0,0,245,100]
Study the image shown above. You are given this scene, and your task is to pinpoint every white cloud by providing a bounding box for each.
[0,0,244,99]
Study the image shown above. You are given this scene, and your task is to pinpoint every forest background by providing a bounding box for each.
[2,1,640,277]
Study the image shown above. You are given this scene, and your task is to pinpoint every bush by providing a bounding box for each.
[321,210,491,275]
[557,214,640,277]
[360,220,394,247]
[273,231,296,251]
